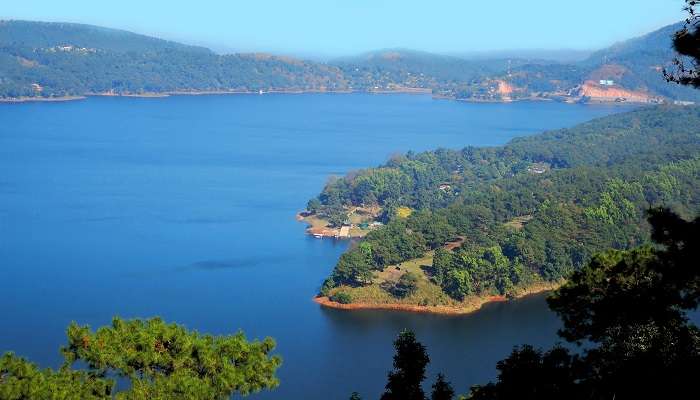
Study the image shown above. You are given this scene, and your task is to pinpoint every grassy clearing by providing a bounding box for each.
[504,215,533,230]
[302,214,330,230]
[327,252,560,310]
[299,206,381,238]
[328,253,464,307]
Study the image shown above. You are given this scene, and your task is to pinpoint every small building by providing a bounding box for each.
[336,225,350,238]
[438,183,452,191]
[599,80,615,86]
[527,163,548,174]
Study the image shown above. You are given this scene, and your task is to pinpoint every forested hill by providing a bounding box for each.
[453,22,700,103]
[330,49,532,92]
[0,20,210,53]
[309,106,700,304]
[0,20,348,97]
[1,19,698,103]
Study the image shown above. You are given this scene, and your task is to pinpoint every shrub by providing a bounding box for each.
[388,272,419,298]
[330,292,353,304]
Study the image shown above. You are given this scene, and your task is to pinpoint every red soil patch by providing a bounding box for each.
[579,81,651,102]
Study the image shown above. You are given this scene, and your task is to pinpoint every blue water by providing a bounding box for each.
[0,94,628,399]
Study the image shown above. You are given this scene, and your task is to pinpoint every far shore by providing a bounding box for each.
[0,88,662,105]
[314,281,562,316]
[0,95,87,103]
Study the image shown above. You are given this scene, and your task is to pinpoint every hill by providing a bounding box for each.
[0,20,348,98]
[455,22,700,103]
[329,49,520,92]
[306,106,700,312]
[0,20,696,104]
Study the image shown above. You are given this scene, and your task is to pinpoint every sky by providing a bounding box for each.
[1,0,689,57]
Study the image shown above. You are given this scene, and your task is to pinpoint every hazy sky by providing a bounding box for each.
[1,0,689,56]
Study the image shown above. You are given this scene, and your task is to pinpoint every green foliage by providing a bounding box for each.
[0,21,348,98]
[548,208,700,345]
[664,1,700,88]
[319,205,348,228]
[381,330,431,400]
[431,373,455,400]
[319,106,700,298]
[332,250,374,286]
[435,246,524,299]
[306,198,322,214]
[330,292,353,304]
[584,179,645,225]
[468,345,578,400]
[407,210,457,248]
[0,318,281,400]
[386,272,420,298]
[470,209,700,399]
[2,20,699,102]
[0,353,112,400]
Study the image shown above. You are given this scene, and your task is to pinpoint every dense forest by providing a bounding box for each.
[310,105,700,302]
[0,21,348,97]
[2,20,699,103]
[355,209,699,400]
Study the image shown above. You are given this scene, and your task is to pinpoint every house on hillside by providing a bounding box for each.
[527,163,548,174]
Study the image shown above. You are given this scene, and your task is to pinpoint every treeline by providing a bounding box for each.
[351,209,699,400]
[315,106,700,299]
[0,21,347,98]
[3,20,700,102]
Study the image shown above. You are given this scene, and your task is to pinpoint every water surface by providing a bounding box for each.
[0,94,628,398]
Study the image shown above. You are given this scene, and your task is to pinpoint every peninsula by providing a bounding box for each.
[305,105,700,314]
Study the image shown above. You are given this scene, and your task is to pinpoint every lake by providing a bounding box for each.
[0,93,628,399]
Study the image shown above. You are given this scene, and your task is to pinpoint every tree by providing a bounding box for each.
[546,208,700,399]
[442,269,473,301]
[431,373,455,400]
[333,250,373,286]
[381,330,430,400]
[307,198,322,214]
[0,317,282,400]
[349,392,362,400]
[665,1,700,87]
[469,345,579,400]
[387,272,419,298]
[470,209,700,399]
[0,353,112,400]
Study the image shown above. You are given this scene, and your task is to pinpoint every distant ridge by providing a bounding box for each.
[0,20,696,103]
[0,20,209,53]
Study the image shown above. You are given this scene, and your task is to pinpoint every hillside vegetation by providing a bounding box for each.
[1,20,699,103]
[309,106,700,307]
[0,20,347,97]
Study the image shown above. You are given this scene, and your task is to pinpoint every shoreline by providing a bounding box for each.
[0,95,87,103]
[0,88,662,105]
[296,210,376,239]
[313,281,561,316]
